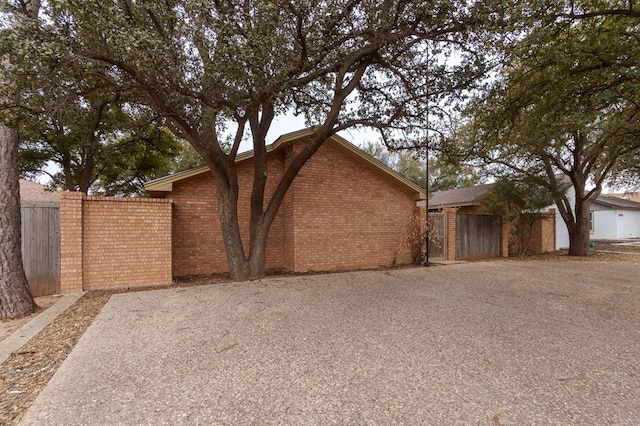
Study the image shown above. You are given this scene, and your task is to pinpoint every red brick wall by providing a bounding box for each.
[525,211,556,254]
[169,154,286,276]
[59,193,172,292]
[168,140,420,275]
[285,141,416,271]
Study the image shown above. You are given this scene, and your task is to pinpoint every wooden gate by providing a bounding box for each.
[455,214,501,260]
[21,201,60,296]
[428,213,447,260]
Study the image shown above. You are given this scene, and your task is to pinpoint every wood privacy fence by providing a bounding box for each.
[455,214,502,260]
[21,201,60,296]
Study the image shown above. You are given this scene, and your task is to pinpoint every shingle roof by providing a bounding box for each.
[144,128,426,200]
[594,194,640,210]
[608,192,640,204]
[19,179,60,203]
[426,183,493,208]
[422,184,640,211]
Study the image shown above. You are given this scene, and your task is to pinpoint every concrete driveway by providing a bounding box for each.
[21,260,640,424]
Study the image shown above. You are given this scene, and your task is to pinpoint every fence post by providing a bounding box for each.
[59,192,84,293]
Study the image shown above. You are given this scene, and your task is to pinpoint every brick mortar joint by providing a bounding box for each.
[82,196,173,204]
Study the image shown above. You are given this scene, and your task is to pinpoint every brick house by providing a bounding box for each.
[19,179,61,204]
[144,129,426,277]
[421,184,555,260]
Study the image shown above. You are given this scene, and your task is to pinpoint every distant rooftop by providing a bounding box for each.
[19,179,60,203]
[608,192,640,204]
[422,184,493,209]
[595,194,640,210]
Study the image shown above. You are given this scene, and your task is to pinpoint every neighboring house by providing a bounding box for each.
[145,129,425,276]
[19,179,61,204]
[553,190,640,248]
[428,184,493,211]
[610,192,640,204]
[422,183,556,260]
[589,195,640,240]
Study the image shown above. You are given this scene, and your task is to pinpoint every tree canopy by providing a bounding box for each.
[361,140,480,191]
[456,0,640,255]
[2,0,499,279]
[20,116,200,196]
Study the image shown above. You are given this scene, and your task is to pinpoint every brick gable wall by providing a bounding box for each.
[170,153,287,276]
[168,141,419,276]
[286,141,416,271]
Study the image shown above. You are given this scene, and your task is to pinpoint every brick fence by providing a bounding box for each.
[59,192,172,292]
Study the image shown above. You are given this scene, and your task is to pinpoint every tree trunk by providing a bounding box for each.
[214,170,271,281]
[567,197,592,256]
[207,126,333,281]
[0,125,38,319]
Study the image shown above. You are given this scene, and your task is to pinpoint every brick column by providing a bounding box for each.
[445,208,457,260]
[501,221,510,257]
[59,192,84,293]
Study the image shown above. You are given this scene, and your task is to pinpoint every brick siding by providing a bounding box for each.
[168,140,418,276]
[169,154,286,276]
[59,193,172,292]
[285,142,415,271]
[524,210,556,254]
[59,192,83,292]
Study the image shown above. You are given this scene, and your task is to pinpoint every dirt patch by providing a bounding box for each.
[592,239,640,254]
[0,292,111,425]
[519,239,640,263]
[0,296,61,342]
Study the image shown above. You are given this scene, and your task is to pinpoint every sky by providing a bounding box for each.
[261,111,381,149]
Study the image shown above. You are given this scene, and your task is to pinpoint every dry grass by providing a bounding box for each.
[518,240,640,263]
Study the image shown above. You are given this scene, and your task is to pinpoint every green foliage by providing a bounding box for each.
[475,177,557,256]
[362,140,479,190]
[457,1,640,255]
[90,127,198,196]
[3,0,510,278]
[468,3,640,185]
[15,0,499,153]
[19,118,198,196]
[429,159,480,192]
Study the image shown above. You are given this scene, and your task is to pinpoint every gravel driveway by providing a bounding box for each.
[20,260,640,425]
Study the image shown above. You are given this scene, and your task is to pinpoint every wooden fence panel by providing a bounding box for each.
[21,202,60,296]
[428,213,447,260]
[455,214,501,260]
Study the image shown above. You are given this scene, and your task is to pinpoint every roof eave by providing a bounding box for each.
[427,201,479,210]
[144,128,425,200]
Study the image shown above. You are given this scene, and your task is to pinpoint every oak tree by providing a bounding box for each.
[0,0,40,319]
[22,0,498,279]
[460,1,640,256]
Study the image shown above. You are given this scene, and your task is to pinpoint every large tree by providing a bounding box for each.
[17,0,499,279]
[20,115,197,196]
[9,30,199,196]
[361,140,480,190]
[0,0,40,319]
[460,1,640,256]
